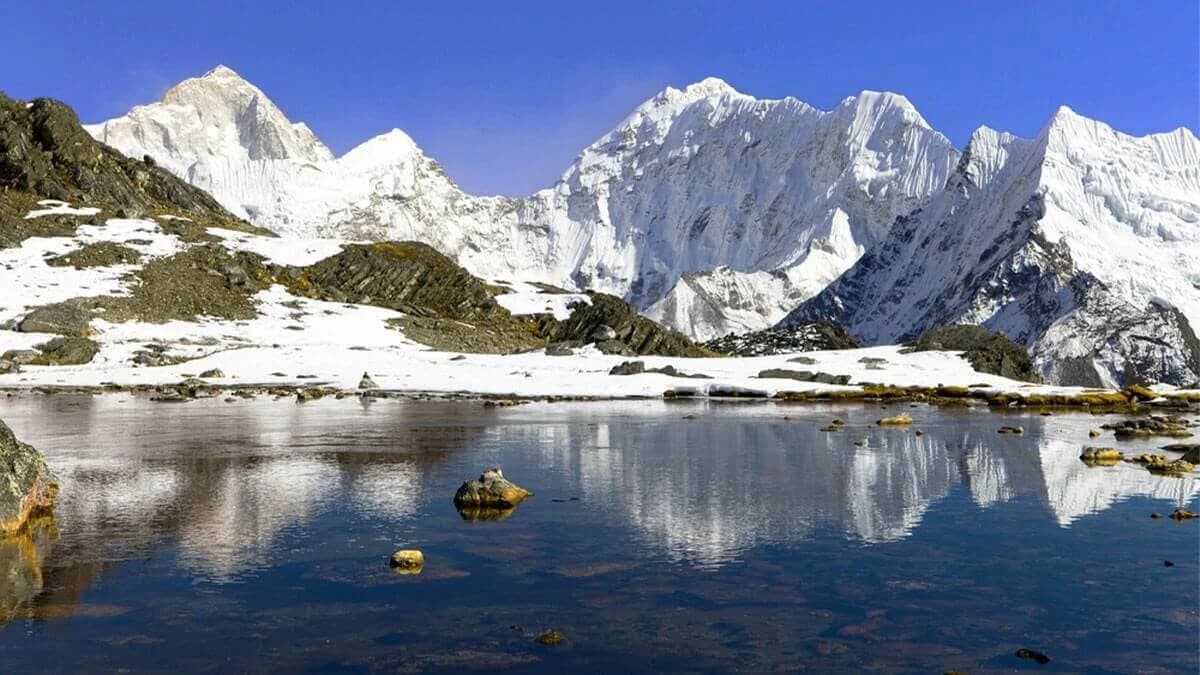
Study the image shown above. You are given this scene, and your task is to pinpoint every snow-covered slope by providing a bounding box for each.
[783,108,1200,386]
[86,67,959,329]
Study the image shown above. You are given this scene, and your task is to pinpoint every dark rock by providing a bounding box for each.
[453,468,532,509]
[539,292,712,357]
[1162,444,1200,464]
[609,360,645,376]
[756,368,851,385]
[31,336,98,365]
[358,372,378,389]
[17,303,90,337]
[1169,508,1196,520]
[1015,648,1049,664]
[997,426,1025,435]
[198,368,225,379]
[703,321,860,357]
[907,325,1040,383]
[544,342,575,356]
[0,419,58,534]
[1103,416,1192,439]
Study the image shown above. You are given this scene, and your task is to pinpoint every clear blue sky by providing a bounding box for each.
[5,1,1197,196]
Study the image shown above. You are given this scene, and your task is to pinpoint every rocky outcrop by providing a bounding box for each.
[703,321,860,357]
[0,91,258,248]
[538,293,713,358]
[0,420,58,535]
[906,325,1040,383]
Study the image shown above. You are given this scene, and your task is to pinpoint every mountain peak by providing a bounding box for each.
[201,64,242,79]
[681,76,741,98]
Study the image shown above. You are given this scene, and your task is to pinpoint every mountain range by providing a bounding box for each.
[86,66,1200,386]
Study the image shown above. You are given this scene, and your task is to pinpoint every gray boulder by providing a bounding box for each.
[18,303,90,337]
[32,337,99,365]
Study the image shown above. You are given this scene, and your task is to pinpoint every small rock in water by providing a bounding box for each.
[1169,508,1197,520]
[876,413,913,426]
[534,630,564,646]
[1150,512,1162,519]
[914,429,925,437]
[453,468,532,510]
[1015,648,1050,664]
[358,372,378,389]
[1163,560,1174,567]
[1088,428,1102,438]
[1080,447,1123,461]
[389,549,424,574]
[997,426,1024,435]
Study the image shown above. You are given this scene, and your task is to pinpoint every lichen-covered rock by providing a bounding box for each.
[1080,447,1123,461]
[389,549,424,573]
[198,368,225,379]
[876,413,913,426]
[0,420,58,535]
[453,468,532,509]
[17,303,90,337]
[31,336,99,365]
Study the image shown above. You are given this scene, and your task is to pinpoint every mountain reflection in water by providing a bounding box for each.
[0,394,1195,618]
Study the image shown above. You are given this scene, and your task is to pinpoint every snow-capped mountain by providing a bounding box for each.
[783,108,1200,386]
[85,66,959,330]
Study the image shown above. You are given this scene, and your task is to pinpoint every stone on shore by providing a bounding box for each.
[0,420,59,535]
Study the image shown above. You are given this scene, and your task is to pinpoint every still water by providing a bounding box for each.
[0,394,1196,673]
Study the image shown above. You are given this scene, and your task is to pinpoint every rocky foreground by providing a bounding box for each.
[0,421,57,535]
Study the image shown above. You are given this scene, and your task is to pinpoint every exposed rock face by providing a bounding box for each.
[0,90,256,248]
[703,321,860,357]
[453,468,532,510]
[538,293,713,358]
[0,420,59,535]
[907,325,1040,383]
[17,303,91,337]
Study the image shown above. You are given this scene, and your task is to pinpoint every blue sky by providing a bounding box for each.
[6,1,1197,195]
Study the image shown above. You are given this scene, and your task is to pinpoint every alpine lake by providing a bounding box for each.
[0,393,1195,673]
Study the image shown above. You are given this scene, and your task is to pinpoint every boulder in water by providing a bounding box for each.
[0,420,58,535]
[453,468,532,510]
[358,372,378,389]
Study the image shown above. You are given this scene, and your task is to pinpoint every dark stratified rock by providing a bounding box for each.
[453,468,532,510]
[17,303,90,337]
[31,336,99,365]
[755,369,851,385]
[907,325,1040,383]
[703,321,861,357]
[609,360,646,376]
[0,420,58,535]
[539,292,714,358]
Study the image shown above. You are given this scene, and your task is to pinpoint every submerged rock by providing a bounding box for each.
[1015,648,1050,664]
[0,420,59,535]
[534,630,564,646]
[876,413,913,426]
[453,468,532,510]
[1169,508,1197,520]
[389,549,424,573]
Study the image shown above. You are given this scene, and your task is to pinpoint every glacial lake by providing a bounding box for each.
[0,394,1196,673]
